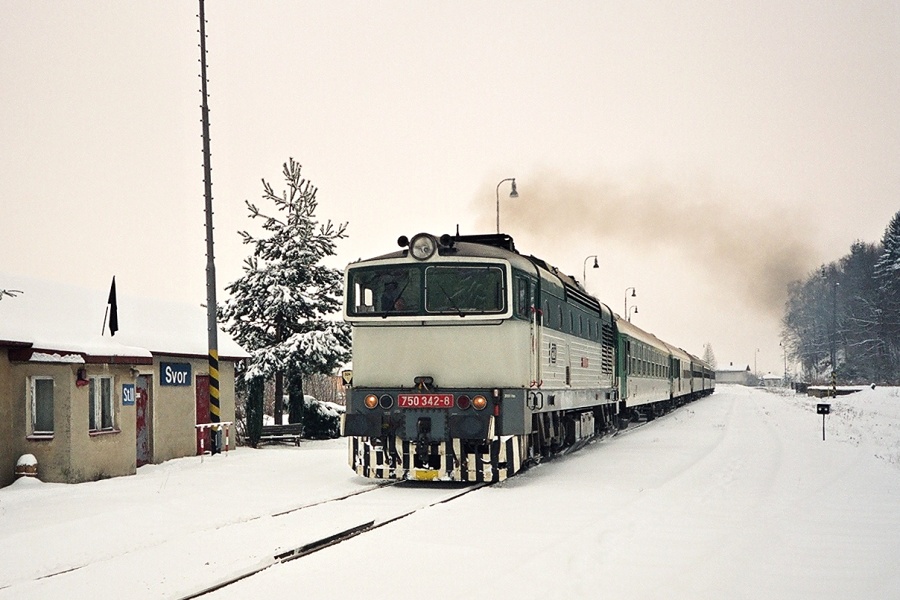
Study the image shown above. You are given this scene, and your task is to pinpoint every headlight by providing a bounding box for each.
[409,233,437,260]
[364,394,378,409]
[472,395,488,410]
[379,394,394,409]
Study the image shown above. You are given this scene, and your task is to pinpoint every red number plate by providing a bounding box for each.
[398,394,454,409]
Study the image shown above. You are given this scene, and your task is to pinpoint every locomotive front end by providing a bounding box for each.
[341,233,532,482]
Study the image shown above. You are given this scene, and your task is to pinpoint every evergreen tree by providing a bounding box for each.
[782,210,900,384]
[838,241,883,381]
[874,210,900,377]
[220,158,350,431]
[702,343,717,369]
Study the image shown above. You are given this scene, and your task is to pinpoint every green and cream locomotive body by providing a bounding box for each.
[341,232,713,482]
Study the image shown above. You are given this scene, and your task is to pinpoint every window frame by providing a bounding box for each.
[89,375,116,432]
[30,376,55,435]
[424,264,507,315]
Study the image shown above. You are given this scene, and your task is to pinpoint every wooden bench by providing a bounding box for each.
[258,423,303,446]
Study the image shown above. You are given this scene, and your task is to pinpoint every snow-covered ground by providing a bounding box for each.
[2,384,899,599]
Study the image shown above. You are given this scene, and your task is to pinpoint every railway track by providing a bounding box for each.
[181,418,663,598]
[179,481,491,599]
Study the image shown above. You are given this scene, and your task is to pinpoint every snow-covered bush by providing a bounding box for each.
[298,394,344,439]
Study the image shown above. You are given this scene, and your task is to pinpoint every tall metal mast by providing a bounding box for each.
[198,0,220,426]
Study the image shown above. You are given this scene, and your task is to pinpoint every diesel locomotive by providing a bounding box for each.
[340,232,714,482]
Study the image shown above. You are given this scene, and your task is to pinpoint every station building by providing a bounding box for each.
[715,363,753,385]
[0,274,246,488]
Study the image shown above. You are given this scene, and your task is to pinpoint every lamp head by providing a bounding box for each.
[509,179,518,198]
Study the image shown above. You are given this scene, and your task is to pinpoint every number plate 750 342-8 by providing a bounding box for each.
[397,394,454,408]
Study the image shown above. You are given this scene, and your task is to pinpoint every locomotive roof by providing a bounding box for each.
[348,232,612,318]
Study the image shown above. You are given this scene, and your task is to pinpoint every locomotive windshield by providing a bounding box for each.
[347,263,506,317]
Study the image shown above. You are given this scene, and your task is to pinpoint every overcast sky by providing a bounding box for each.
[2,1,898,375]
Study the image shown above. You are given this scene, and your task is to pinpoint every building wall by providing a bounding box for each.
[0,349,14,487]
[716,369,751,385]
[1,352,238,488]
[151,356,236,464]
[66,363,138,483]
[9,362,76,486]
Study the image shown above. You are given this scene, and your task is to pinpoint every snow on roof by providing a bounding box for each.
[1,273,246,360]
[716,365,750,372]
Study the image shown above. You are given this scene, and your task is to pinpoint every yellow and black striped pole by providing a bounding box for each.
[199,0,221,449]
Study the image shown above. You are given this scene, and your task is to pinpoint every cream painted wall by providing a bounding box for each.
[151,356,237,463]
[1,353,238,488]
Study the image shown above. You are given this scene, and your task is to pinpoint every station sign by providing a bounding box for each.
[122,383,135,406]
[160,362,192,386]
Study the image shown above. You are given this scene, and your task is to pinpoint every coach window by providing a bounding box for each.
[30,376,54,436]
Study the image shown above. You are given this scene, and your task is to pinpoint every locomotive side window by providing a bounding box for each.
[515,276,533,318]
[424,265,506,314]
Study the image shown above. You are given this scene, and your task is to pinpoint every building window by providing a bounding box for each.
[89,376,115,431]
[31,376,54,434]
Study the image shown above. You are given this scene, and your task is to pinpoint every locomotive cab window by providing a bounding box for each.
[347,266,421,315]
[425,265,506,314]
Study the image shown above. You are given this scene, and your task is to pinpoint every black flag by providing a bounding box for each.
[107,277,118,336]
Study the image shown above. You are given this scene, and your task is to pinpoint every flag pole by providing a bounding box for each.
[198,0,221,448]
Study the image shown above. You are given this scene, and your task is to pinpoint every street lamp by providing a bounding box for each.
[624,287,636,318]
[780,341,788,386]
[754,348,759,378]
[628,305,638,322]
[496,178,518,234]
[821,266,840,377]
[583,255,598,289]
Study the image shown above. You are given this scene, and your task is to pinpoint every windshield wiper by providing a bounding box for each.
[435,283,465,316]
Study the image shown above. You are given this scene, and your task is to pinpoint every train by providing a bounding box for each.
[340,232,715,482]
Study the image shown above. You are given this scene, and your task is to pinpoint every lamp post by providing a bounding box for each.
[821,267,840,378]
[628,305,638,322]
[754,348,759,379]
[624,287,636,318]
[583,255,598,289]
[780,341,788,386]
[496,178,518,234]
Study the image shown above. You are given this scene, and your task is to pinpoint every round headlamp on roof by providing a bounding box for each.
[409,233,437,260]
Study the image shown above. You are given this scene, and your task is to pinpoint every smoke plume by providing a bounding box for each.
[472,171,821,318]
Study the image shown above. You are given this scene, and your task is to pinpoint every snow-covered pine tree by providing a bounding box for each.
[873,210,900,377]
[702,343,717,370]
[220,158,350,431]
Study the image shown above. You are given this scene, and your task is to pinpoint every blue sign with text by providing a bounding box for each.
[160,362,192,386]
[122,383,135,406]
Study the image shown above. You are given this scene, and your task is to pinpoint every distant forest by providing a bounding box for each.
[782,210,900,384]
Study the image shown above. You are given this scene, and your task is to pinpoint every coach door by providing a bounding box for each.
[136,375,152,467]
